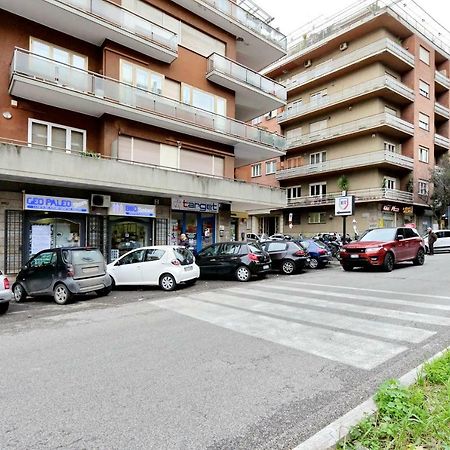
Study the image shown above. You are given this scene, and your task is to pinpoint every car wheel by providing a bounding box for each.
[342,264,353,272]
[53,283,71,305]
[13,283,26,302]
[235,265,251,282]
[308,257,319,269]
[159,273,176,291]
[96,285,112,297]
[382,252,394,272]
[281,259,296,275]
[413,248,425,266]
[0,302,9,315]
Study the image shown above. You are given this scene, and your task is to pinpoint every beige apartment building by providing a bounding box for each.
[237,0,450,237]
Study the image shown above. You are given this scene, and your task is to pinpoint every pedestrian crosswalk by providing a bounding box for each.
[153,278,450,370]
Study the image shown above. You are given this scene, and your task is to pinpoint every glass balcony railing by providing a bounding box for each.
[207,53,286,101]
[279,76,413,122]
[285,38,414,91]
[10,49,285,151]
[286,113,414,149]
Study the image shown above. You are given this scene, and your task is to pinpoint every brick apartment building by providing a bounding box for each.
[0,0,288,273]
[236,0,450,238]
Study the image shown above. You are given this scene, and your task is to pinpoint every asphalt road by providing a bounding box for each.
[1,256,450,449]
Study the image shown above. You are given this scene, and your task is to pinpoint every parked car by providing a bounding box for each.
[196,241,271,281]
[246,233,269,242]
[13,247,112,305]
[297,239,332,269]
[0,270,12,314]
[261,240,309,274]
[269,233,294,241]
[107,246,199,291]
[340,227,425,272]
[424,229,450,253]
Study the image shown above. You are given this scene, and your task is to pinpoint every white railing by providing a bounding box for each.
[10,49,286,151]
[277,150,414,180]
[206,53,286,100]
[435,70,450,89]
[285,38,414,91]
[279,76,413,122]
[435,133,450,149]
[435,102,450,119]
[287,113,414,149]
[56,0,178,52]
[288,188,413,206]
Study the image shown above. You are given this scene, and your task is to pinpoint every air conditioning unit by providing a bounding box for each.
[91,194,111,208]
[304,59,312,68]
[340,42,348,51]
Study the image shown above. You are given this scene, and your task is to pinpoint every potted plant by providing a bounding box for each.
[337,174,349,195]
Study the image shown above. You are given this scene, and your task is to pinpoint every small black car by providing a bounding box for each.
[13,247,112,305]
[196,241,271,281]
[261,240,309,274]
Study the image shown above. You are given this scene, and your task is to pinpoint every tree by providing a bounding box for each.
[430,156,450,221]
[337,175,349,193]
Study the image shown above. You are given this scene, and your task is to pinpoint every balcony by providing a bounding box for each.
[285,38,414,93]
[435,133,450,152]
[287,113,414,151]
[0,0,178,63]
[9,49,286,165]
[435,70,450,93]
[170,0,286,70]
[276,150,414,181]
[435,102,450,122]
[278,76,414,124]
[288,188,413,207]
[206,53,286,122]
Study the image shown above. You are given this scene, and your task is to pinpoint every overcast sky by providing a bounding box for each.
[255,0,450,39]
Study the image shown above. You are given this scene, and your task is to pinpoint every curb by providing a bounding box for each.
[292,346,450,450]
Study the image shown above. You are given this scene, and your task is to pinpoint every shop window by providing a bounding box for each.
[419,145,429,163]
[308,212,326,224]
[111,221,148,257]
[418,112,429,131]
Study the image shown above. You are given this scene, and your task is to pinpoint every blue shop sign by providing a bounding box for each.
[109,202,156,218]
[24,194,89,214]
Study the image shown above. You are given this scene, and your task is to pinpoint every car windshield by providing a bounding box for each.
[359,228,396,242]
[173,247,194,265]
[70,249,104,264]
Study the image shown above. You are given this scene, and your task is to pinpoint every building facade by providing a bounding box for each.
[0,0,288,273]
[239,0,450,238]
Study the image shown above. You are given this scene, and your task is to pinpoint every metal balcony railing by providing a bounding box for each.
[435,133,450,149]
[435,102,450,119]
[285,38,414,91]
[286,113,414,149]
[206,53,286,101]
[10,49,285,151]
[435,70,450,89]
[288,188,413,206]
[279,76,413,122]
[277,150,414,180]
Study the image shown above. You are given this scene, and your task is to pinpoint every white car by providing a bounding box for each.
[424,229,450,253]
[107,246,200,291]
[0,270,12,315]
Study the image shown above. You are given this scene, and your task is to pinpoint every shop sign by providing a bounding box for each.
[403,206,414,215]
[24,194,89,214]
[172,197,219,214]
[109,202,156,218]
[335,195,354,216]
[382,204,400,213]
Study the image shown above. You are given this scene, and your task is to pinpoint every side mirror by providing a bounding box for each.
[397,234,404,241]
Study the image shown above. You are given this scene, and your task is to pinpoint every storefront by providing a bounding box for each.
[170,197,218,252]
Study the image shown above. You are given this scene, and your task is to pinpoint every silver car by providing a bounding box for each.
[0,270,12,314]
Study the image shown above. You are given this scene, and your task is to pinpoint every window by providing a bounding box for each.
[309,182,327,196]
[181,84,226,115]
[265,160,276,174]
[265,109,278,119]
[384,142,397,153]
[419,145,429,163]
[120,60,164,94]
[251,116,263,126]
[419,112,430,131]
[308,212,326,224]
[310,89,327,104]
[286,127,302,141]
[251,163,261,177]
[419,80,430,98]
[287,186,302,200]
[267,242,287,252]
[310,119,328,133]
[383,177,397,190]
[30,251,57,268]
[310,151,327,164]
[30,38,87,69]
[120,249,146,265]
[419,46,430,65]
[28,119,86,152]
[418,180,429,196]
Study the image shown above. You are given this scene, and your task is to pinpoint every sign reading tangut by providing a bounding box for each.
[24,194,89,214]
[109,202,156,218]
[172,197,219,213]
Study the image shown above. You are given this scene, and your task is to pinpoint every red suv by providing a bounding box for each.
[340,227,425,272]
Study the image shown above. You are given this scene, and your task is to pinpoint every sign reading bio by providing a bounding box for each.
[172,197,219,214]
[109,202,156,218]
[24,194,89,214]
[335,195,354,216]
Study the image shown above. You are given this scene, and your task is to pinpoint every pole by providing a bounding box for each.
[343,216,347,242]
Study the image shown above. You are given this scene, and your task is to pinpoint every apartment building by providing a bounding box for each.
[239,0,450,237]
[0,0,288,273]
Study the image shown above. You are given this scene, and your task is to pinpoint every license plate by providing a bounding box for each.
[82,267,98,274]
[263,264,270,270]
[350,254,359,259]
[184,266,193,271]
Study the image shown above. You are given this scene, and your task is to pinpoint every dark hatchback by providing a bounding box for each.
[13,247,112,305]
[195,241,271,282]
[261,240,309,274]
[297,239,332,269]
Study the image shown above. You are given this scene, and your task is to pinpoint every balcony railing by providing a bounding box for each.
[435,102,450,119]
[277,150,414,180]
[10,49,285,152]
[435,70,450,89]
[279,76,413,123]
[435,133,450,150]
[285,38,414,91]
[288,188,413,206]
[287,113,414,149]
[206,53,286,101]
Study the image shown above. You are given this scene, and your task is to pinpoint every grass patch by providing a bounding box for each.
[338,351,450,449]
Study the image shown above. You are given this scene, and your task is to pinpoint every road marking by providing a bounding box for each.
[155,296,407,370]
[202,290,434,344]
